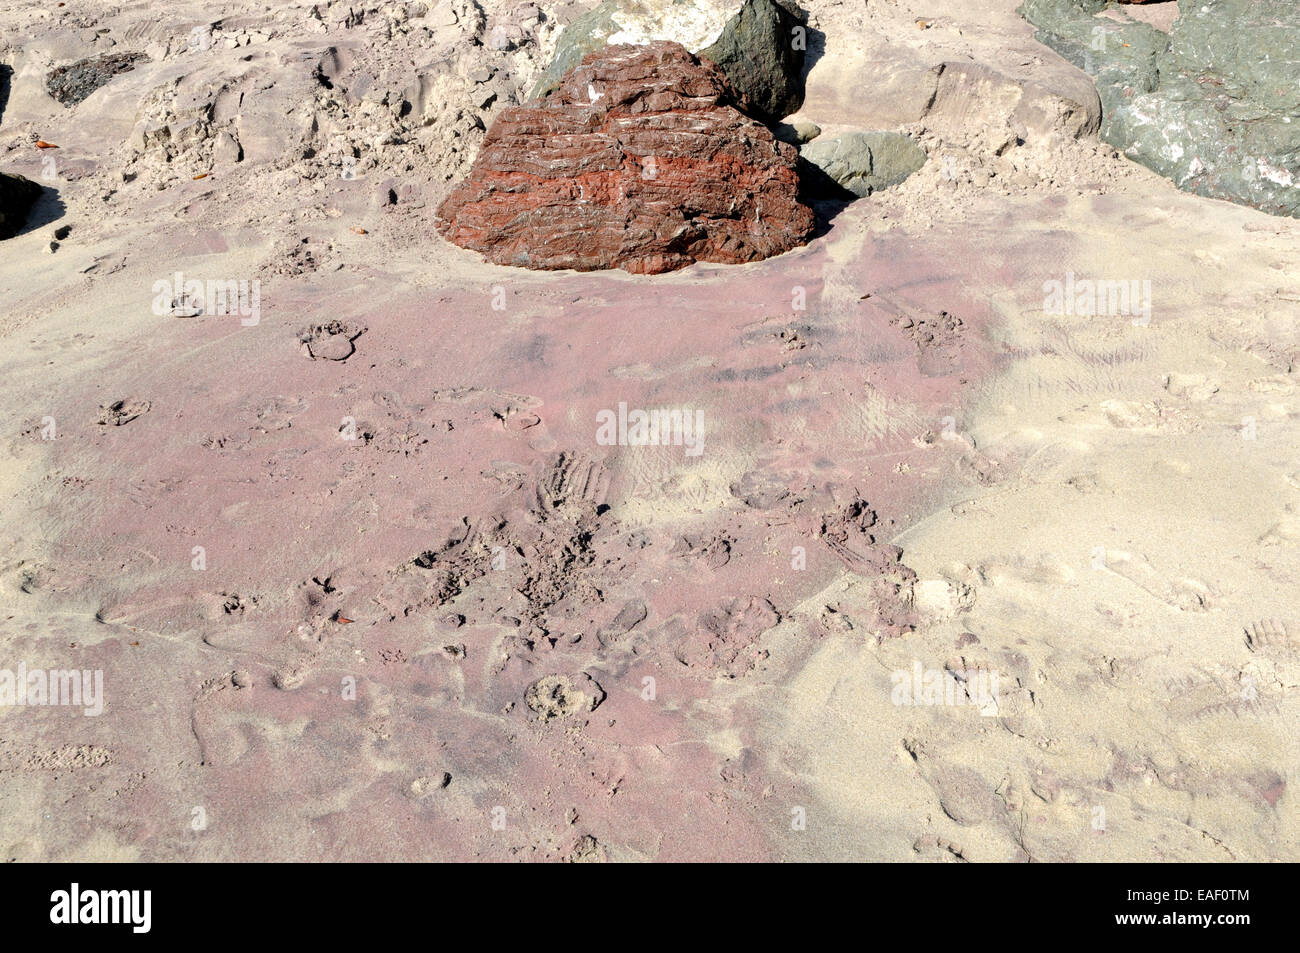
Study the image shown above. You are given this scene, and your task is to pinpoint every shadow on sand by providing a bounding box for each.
[790,25,852,239]
[16,185,67,236]
[0,65,11,127]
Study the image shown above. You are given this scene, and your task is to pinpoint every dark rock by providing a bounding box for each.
[46,52,145,107]
[0,171,41,240]
[698,0,807,122]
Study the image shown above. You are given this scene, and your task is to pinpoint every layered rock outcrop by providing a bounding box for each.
[530,0,808,124]
[435,41,816,274]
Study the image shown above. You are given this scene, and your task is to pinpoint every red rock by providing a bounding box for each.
[434,41,816,275]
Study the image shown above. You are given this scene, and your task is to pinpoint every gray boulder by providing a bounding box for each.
[0,171,42,240]
[1020,0,1300,218]
[530,0,808,123]
[800,131,926,198]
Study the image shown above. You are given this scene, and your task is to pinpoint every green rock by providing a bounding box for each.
[799,131,927,198]
[0,171,42,240]
[530,0,807,123]
[774,119,820,145]
[1020,0,1300,218]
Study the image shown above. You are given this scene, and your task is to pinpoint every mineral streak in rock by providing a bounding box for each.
[435,41,816,275]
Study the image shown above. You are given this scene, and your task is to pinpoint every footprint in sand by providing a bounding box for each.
[672,597,780,678]
[250,395,308,434]
[296,574,344,620]
[1248,375,1295,395]
[596,598,648,648]
[1099,399,1165,432]
[298,321,365,361]
[1257,506,1300,546]
[532,451,609,514]
[1163,373,1219,402]
[913,578,976,624]
[976,554,1075,590]
[1163,668,1274,722]
[1102,550,1212,612]
[1244,619,1294,654]
[96,594,200,634]
[524,673,606,722]
[197,591,257,619]
[96,398,151,426]
[909,749,1005,829]
[190,671,257,767]
[429,386,547,443]
[911,835,969,862]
